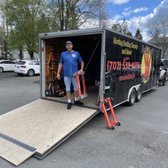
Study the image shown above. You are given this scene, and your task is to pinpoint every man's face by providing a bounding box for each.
[66,44,73,52]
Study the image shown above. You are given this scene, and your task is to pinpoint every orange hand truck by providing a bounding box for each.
[74,70,87,99]
[100,97,120,130]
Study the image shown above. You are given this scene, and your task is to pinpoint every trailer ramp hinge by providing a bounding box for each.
[100,98,120,130]
[75,71,87,99]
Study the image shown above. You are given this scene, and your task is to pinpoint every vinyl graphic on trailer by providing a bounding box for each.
[107,37,152,84]
[107,37,140,81]
[141,47,152,83]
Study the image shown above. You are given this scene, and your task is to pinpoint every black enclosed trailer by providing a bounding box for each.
[39,28,161,107]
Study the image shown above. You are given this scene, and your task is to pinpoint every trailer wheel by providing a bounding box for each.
[136,87,142,102]
[107,126,115,130]
[127,89,136,106]
[116,122,121,126]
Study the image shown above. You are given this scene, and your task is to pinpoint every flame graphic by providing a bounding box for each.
[141,47,152,83]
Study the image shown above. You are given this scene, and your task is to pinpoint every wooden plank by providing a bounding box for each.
[46,86,99,109]
[0,99,97,155]
[34,109,98,159]
[0,138,35,166]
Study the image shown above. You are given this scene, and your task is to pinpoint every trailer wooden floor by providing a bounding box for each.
[46,86,99,109]
[0,99,98,166]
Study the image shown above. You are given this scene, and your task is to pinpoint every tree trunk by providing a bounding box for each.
[4,40,8,59]
[19,49,23,60]
[29,51,34,60]
[60,0,65,31]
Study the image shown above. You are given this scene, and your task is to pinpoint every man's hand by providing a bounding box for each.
[79,69,84,74]
[57,63,62,80]
[81,61,84,74]
[57,73,61,80]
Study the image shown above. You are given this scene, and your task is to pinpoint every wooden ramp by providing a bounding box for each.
[0,99,98,166]
[0,137,36,166]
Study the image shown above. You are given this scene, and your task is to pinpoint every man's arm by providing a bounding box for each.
[78,52,84,73]
[57,63,62,80]
[81,61,84,72]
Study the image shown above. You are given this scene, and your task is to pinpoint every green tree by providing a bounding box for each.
[2,0,49,59]
[48,0,106,31]
[0,26,5,58]
[134,28,143,40]
[112,19,132,36]
[0,13,10,59]
[1,0,106,59]
[149,16,168,58]
[8,30,24,60]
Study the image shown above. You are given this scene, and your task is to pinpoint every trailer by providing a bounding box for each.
[40,28,161,107]
[0,28,161,166]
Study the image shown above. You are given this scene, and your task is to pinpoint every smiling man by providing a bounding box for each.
[57,41,84,110]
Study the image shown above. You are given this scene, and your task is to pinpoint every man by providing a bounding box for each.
[57,41,84,110]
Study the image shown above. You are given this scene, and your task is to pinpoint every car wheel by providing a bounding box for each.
[136,87,142,102]
[166,77,168,81]
[127,89,136,106]
[0,67,3,73]
[17,73,22,76]
[28,69,35,77]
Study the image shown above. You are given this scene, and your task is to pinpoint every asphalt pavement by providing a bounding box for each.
[0,72,168,168]
[0,72,40,115]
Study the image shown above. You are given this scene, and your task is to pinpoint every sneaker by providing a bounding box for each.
[67,103,72,110]
[74,101,84,106]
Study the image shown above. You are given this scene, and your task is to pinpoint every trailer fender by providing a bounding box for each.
[127,84,141,101]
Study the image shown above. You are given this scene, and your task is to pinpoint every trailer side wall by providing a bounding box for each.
[105,30,161,105]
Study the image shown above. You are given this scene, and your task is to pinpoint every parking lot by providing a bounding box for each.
[0,72,40,115]
[1,72,168,168]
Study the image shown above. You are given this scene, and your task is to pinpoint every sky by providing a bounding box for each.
[105,0,168,41]
[83,0,168,42]
[0,0,167,42]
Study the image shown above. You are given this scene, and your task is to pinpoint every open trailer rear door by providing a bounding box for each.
[0,99,98,166]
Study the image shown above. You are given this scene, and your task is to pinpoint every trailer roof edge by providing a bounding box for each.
[39,28,104,39]
[105,28,162,50]
[39,28,161,50]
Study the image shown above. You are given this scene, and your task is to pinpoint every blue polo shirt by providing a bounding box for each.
[60,51,83,77]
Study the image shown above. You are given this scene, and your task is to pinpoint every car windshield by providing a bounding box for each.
[16,61,26,65]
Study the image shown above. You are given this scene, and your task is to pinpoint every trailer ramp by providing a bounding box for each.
[0,99,98,166]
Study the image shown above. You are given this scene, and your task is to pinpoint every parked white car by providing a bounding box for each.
[14,60,40,76]
[0,60,15,72]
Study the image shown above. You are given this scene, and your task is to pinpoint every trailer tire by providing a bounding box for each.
[127,89,136,106]
[136,87,142,102]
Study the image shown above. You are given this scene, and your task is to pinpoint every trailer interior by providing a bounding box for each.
[43,34,102,108]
